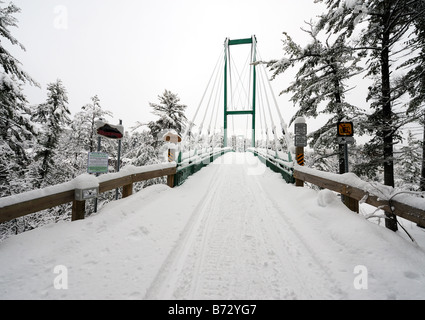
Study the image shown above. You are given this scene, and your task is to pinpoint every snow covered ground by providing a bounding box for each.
[1,153,425,300]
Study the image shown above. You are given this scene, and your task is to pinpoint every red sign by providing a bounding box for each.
[97,124,124,140]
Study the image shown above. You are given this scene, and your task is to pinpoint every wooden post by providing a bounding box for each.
[123,183,133,198]
[72,200,86,221]
[167,174,175,188]
[343,195,359,213]
[295,146,305,187]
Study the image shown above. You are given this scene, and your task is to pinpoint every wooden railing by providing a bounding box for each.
[294,166,425,228]
[0,163,177,224]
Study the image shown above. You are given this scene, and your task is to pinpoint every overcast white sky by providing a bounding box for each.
[8,0,334,135]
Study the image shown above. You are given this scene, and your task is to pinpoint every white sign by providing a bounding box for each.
[295,135,308,147]
[337,136,355,145]
[295,123,307,136]
[87,152,108,174]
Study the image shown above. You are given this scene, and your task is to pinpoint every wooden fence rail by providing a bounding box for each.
[0,165,177,224]
[294,167,425,228]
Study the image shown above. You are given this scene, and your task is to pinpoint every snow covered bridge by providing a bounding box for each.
[1,152,425,300]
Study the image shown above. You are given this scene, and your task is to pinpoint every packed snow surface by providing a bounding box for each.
[1,153,425,300]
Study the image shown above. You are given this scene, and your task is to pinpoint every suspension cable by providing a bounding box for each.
[258,64,279,157]
[182,49,224,144]
[257,48,293,150]
[257,69,270,154]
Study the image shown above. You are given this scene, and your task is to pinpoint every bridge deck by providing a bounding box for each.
[1,153,425,299]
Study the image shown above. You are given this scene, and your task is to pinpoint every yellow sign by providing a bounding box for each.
[297,153,304,166]
[338,122,354,137]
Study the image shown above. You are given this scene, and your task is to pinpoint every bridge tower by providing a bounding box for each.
[223,36,257,148]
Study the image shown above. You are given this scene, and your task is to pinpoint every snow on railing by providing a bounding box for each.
[293,165,425,228]
[0,162,177,224]
[177,147,233,168]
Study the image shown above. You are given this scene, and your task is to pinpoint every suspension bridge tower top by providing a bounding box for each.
[223,36,257,147]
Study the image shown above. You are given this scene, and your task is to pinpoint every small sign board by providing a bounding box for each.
[337,136,355,145]
[295,135,308,147]
[87,152,108,174]
[295,123,307,136]
[168,149,176,162]
[75,187,99,201]
[96,120,124,140]
[337,122,354,137]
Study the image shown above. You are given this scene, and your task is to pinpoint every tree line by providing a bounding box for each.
[267,0,425,231]
[2,1,425,238]
[0,2,188,240]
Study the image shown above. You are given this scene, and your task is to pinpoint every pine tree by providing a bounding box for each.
[31,79,71,187]
[0,1,36,85]
[267,21,364,173]
[0,73,34,195]
[0,1,38,196]
[122,130,164,190]
[316,0,425,231]
[80,95,113,152]
[148,90,188,138]
[395,131,421,191]
[67,95,114,175]
[399,1,425,191]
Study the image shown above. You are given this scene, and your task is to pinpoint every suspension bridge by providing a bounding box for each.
[1,37,425,300]
[175,35,295,186]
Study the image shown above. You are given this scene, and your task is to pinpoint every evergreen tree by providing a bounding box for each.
[0,1,37,196]
[0,1,36,85]
[316,0,425,230]
[267,21,364,173]
[67,95,113,175]
[31,79,71,187]
[148,90,188,139]
[0,73,34,196]
[122,130,164,190]
[80,95,113,153]
[399,1,425,191]
[395,131,421,191]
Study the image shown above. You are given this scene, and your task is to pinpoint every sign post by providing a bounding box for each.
[337,121,358,212]
[294,118,307,187]
[337,122,354,173]
[163,131,182,188]
[93,119,125,209]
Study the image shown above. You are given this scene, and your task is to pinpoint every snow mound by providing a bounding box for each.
[317,189,338,207]
[71,174,99,189]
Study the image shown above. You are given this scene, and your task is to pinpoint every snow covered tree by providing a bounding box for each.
[395,131,421,191]
[66,95,113,175]
[267,21,364,174]
[123,131,158,166]
[148,90,188,140]
[398,1,425,191]
[0,1,38,196]
[30,79,71,187]
[79,95,113,153]
[316,0,425,231]
[121,130,164,190]
[0,1,36,85]
[0,74,34,195]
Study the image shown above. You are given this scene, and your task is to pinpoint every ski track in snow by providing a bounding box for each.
[145,154,345,300]
[2,152,425,300]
